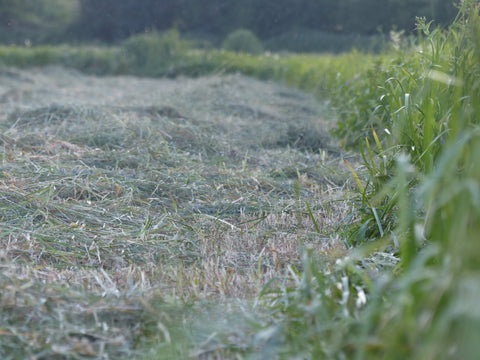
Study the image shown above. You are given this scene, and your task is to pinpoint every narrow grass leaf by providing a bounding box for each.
[306,201,321,234]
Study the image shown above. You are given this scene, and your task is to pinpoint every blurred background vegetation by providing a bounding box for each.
[0,0,457,52]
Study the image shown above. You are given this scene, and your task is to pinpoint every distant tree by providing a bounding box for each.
[0,0,79,44]
[174,0,230,34]
[332,0,455,34]
[74,0,176,42]
[68,0,458,44]
[432,0,457,25]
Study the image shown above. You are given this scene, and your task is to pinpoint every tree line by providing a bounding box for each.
[74,0,457,42]
[0,0,458,45]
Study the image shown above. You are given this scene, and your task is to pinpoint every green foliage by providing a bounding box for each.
[71,0,457,44]
[326,2,480,357]
[0,0,458,47]
[0,0,79,44]
[0,45,128,74]
[122,29,191,76]
[256,249,367,359]
[222,29,264,55]
[342,0,480,246]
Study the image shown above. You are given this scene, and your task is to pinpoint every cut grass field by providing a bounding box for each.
[2,2,480,358]
[0,67,354,358]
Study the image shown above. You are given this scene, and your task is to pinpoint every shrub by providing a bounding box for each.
[122,29,190,76]
[222,29,264,55]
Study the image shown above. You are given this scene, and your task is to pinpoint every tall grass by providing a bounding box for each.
[260,1,480,358]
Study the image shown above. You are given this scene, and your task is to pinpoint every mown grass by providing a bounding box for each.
[0,71,352,358]
[2,1,480,358]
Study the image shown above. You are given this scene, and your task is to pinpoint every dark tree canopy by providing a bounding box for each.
[0,0,458,44]
[0,0,78,44]
[73,0,457,42]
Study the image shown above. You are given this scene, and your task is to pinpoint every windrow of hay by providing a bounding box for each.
[0,67,351,358]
